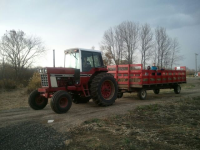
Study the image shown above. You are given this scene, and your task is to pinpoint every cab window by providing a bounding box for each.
[81,51,103,72]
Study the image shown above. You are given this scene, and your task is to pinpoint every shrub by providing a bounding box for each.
[27,72,41,93]
[0,79,17,90]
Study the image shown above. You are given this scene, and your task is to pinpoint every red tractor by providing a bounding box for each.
[28,48,118,113]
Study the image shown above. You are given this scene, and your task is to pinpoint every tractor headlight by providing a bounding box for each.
[38,68,47,74]
[44,68,47,73]
[38,68,42,73]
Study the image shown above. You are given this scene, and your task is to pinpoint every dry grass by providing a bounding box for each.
[0,88,29,111]
[66,97,200,150]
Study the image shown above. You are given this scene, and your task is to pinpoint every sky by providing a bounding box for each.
[0,0,200,69]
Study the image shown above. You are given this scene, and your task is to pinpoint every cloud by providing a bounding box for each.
[154,12,200,29]
[152,0,200,29]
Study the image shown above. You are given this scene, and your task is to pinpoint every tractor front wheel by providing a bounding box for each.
[90,73,118,106]
[50,91,72,114]
[28,90,48,110]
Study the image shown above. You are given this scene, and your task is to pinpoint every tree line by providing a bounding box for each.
[0,30,45,89]
[100,21,183,69]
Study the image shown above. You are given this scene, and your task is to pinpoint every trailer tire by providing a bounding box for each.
[50,91,72,114]
[137,89,147,100]
[117,92,123,98]
[90,73,118,106]
[28,90,48,110]
[73,95,90,104]
[153,89,160,94]
[174,85,181,94]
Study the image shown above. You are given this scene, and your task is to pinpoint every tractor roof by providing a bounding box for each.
[64,48,101,54]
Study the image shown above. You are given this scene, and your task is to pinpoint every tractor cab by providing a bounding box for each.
[64,48,104,72]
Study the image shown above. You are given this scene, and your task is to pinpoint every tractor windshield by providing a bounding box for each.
[64,51,80,69]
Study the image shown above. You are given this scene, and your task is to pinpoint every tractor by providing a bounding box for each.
[28,48,118,114]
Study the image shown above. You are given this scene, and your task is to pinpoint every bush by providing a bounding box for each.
[0,79,17,90]
[27,72,41,93]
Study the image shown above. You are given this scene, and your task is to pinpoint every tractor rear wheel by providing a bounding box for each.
[50,91,72,114]
[153,89,160,94]
[73,95,91,104]
[90,73,118,106]
[28,90,48,110]
[137,88,147,100]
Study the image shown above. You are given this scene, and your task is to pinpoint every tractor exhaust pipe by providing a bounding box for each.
[53,49,55,67]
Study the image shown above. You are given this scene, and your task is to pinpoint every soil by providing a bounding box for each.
[67,96,200,150]
[0,77,200,149]
[0,77,200,131]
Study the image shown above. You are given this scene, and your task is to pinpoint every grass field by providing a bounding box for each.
[66,96,200,150]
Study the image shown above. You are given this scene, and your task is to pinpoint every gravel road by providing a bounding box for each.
[0,77,200,149]
[0,121,69,150]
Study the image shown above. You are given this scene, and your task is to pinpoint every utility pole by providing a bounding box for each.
[195,53,198,75]
[2,56,5,89]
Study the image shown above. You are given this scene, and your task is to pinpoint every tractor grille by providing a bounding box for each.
[41,74,49,87]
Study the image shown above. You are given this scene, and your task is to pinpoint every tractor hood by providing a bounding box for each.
[39,67,76,75]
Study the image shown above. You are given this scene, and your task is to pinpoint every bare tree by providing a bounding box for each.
[139,23,153,69]
[100,21,139,65]
[170,38,183,69]
[0,30,45,80]
[155,27,171,68]
[118,21,139,64]
[101,51,113,66]
[100,27,119,64]
[114,26,124,64]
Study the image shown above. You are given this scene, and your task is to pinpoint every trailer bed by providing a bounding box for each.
[107,64,186,91]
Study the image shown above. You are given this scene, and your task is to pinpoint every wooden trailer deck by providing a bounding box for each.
[107,64,186,91]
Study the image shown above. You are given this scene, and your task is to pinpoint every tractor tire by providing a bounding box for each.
[137,88,147,100]
[28,90,48,110]
[50,91,72,114]
[73,95,91,104]
[174,85,181,94]
[153,89,160,94]
[90,73,118,106]
[117,92,123,98]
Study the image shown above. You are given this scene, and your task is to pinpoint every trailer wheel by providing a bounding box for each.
[73,95,91,104]
[90,73,118,106]
[174,85,181,94]
[153,89,160,94]
[137,89,147,100]
[28,90,48,110]
[50,91,72,114]
[117,92,123,98]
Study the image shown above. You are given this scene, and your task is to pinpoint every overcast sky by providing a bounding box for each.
[0,0,200,69]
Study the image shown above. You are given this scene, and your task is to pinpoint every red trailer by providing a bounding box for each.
[107,64,186,99]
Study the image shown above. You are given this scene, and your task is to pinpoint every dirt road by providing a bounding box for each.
[1,77,200,132]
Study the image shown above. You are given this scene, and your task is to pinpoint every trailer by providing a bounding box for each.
[107,64,186,99]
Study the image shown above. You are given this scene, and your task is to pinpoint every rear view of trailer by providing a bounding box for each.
[107,64,186,99]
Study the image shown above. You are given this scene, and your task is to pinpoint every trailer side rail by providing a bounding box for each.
[107,64,186,90]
